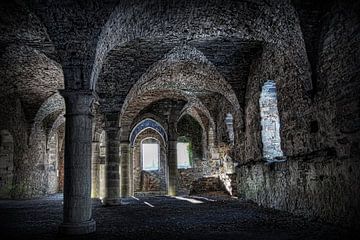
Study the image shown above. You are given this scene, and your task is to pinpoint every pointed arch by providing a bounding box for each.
[130,119,168,147]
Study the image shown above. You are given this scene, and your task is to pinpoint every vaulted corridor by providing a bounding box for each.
[0,0,359,238]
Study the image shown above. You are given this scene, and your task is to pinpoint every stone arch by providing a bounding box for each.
[180,99,216,132]
[33,93,65,125]
[47,114,65,144]
[130,118,168,147]
[119,45,243,144]
[132,128,167,194]
[120,89,189,141]
[0,130,14,198]
[31,93,65,143]
[91,0,271,89]
[177,114,204,162]
[0,44,63,122]
[179,102,216,158]
[123,45,240,113]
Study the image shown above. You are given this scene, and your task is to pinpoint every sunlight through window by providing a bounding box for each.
[142,139,159,171]
[259,80,284,160]
[177,142,191,169]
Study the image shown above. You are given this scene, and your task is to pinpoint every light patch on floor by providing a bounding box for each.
[144,201,155,208]
[171,196,204,204]
[190,196,216,202]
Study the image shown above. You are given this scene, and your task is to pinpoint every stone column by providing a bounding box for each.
[129,146,134,196]
[120,141,130,197]
[103,127,121,205]
[167,139,177,196]
[91,141,100,198]
[58,90,96,235]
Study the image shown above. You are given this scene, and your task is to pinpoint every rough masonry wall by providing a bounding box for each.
[0,96,61,198]
[46,134,59,193]
[177,114,212,194]
[0,130,14,197]
[238,1,360,228]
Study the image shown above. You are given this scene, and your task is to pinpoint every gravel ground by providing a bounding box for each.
[0,193,357,240]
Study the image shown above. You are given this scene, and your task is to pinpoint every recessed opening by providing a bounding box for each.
[259,80,284,160]
[177,142,191,169]
[141,138,160,171]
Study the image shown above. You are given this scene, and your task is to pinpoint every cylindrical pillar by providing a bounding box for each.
[168,139,177,196]
[129,146,134,196]
[103,127,121,205]
[58,90,96,235]
[91,141,100,198]
[120,141,130,197]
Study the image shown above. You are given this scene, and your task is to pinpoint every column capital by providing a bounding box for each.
[59,89,98,116]
[120,140,130,145]
[103,126,120,132]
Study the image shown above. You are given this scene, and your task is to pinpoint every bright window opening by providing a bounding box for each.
[259,80,284,160]
[177,142,191,169]
[99,130,106,157]
[142,140,159,171]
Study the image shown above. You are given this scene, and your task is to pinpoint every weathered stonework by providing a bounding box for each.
[235,0,360,229]
[0,130,14,198]
[0,0,358,235]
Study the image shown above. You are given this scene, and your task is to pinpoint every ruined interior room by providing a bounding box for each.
[0,0,359,239]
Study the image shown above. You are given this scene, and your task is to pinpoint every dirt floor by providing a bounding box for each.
[0,193,357,240]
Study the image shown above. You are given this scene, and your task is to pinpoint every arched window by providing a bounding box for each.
[225,113,234,144]
[0,130,14,196]
[177,137,191,169]
[141,138,160,171]
[259,80,284,160]
[130,118,167,147]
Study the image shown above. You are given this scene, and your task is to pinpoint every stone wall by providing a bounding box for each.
[0,96,63,198]
[238,0,360,229]
[237,152,360,228]
[0,130,14,197]
[46,134,59,193]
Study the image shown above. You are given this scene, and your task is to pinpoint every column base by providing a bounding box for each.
[120,197,132,205]
[59,219,96,235]
[102,197,122,206]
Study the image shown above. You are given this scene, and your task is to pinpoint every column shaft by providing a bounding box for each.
[103,127,121,205]
[91,142,100,198]
[120,141,130,197]
[58,90,96,235]
[168,139,177,196]
[129,146,134,196]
